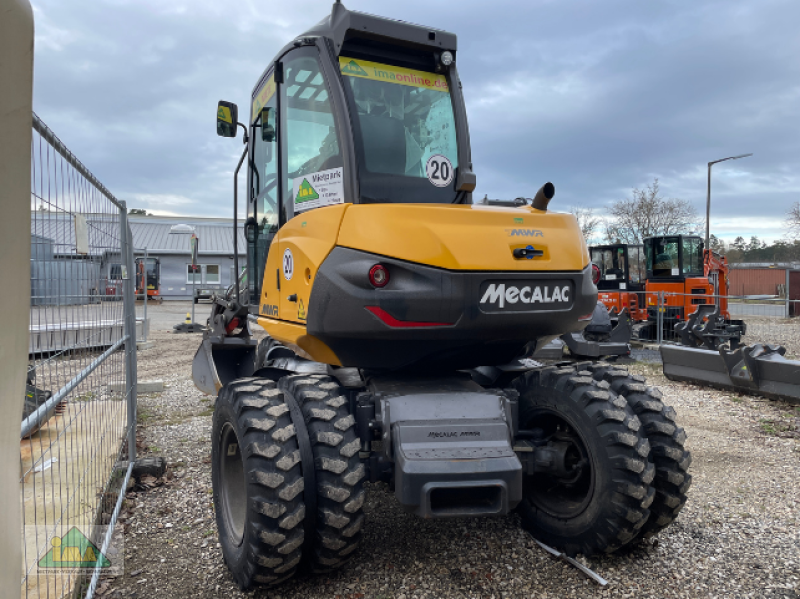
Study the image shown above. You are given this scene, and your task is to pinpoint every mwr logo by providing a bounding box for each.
[505,228,544,237]
[480,283,570,309]
[261,304,279,316]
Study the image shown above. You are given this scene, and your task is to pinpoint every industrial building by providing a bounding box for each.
[31,212,245,302]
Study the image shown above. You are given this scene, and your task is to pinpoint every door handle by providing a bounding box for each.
[287,294,297,302]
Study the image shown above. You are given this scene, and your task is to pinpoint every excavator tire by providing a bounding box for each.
[278,374,365,574]
[212,377,306,589]
[513,365,655,556]
[587,363,692,538]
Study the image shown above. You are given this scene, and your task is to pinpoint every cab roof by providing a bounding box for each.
[282,2,456,60]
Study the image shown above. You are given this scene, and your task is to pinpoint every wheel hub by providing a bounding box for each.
[219,422,247,545]
[517,414,595,519]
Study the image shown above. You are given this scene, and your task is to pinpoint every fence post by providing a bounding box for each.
[786,269,791,319]
[121,206,138,464]
[657,292,663,345]
[0,0,34,595]
[143,247,148,342]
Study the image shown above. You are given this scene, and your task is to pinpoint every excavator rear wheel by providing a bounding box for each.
[278,374,365,574]
[587,363,692,538]
[513,365,655,556]
[212,375,365,590]
[212,378,306,589]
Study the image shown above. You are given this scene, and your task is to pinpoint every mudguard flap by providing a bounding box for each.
[192,337,257,395]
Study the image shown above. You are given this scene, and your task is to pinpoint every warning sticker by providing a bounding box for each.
[292,167,344,213]
[297,299,306,321]
[339,57,449,93]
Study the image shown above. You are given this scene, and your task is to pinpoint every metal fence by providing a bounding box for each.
[650,292,800,359]
[22,113,137,598]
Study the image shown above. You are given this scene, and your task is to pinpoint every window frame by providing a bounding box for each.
[279,45,345,223]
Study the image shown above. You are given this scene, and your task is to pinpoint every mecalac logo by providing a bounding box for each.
[479,282,572,311]
[505,229,544,237]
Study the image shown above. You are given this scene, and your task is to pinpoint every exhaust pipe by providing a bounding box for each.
[531,182,555,211]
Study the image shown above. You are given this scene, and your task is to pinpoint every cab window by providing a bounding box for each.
[682,237,704,275]
[281,49,344,220]
[647,238,679,277]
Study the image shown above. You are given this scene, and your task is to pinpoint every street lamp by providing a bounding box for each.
[705,153,753,248]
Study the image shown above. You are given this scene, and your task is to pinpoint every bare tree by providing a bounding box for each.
[570,205,601,244]
[786,201,800,239]
[604,179,699,244]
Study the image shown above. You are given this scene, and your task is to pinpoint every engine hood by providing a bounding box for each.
[336,203,589,272]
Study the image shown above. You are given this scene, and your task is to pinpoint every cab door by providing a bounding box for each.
[248,70,281,317]
[277,46,346,324]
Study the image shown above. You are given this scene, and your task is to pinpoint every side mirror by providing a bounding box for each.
[217,101,238,138]
[260,107,276,142]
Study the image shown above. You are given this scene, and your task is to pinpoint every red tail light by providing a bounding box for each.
[591,263,601,285]
[365,306,452,328]
[369,264,389,288]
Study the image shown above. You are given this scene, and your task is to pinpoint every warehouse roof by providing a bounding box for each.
[128,216,245,255]
[31,212,245,256]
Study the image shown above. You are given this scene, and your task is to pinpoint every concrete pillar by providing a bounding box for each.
[0,0,34,595]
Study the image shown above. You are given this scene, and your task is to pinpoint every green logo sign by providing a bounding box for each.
[295,178,319,203]
[38,527,111,569]
[341,59,368,77]
[514,217,523,224]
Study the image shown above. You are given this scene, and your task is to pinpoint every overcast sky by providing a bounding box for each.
[31,0,800,243]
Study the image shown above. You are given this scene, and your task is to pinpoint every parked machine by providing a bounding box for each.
[638,234,745,345]
[591,236,745,347]
[135,256,162,303]
[592,243,647,321]
[193,3,690,589]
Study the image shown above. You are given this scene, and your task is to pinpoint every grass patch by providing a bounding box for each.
[198,407,215,417]
[759,418,796,436]
[759,419,778,435]
[137,408,154,423]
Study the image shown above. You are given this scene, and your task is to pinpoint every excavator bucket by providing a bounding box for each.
[192,335,257,396]
[661,343,800,404]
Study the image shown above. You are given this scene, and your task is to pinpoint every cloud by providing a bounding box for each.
[30,0,800,243]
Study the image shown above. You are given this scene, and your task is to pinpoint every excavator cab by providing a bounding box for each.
[643,235,704,280]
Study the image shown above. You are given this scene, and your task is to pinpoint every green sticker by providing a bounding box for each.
[514,217,523,224]
[341,59,369,77]
[295,179,319,203]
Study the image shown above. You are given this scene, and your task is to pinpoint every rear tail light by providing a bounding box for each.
[365,306,452,328]
[591,264,601,285]
[369,264,389,288]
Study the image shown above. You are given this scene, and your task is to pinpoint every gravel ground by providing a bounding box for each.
[101,329,800,599]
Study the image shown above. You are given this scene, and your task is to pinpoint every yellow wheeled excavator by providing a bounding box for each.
[194,2,691,589]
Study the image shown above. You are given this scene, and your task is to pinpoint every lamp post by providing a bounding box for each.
[706,153,753,248]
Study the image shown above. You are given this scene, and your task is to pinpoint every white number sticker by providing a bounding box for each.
[283,249,294,281]
[425,154,454,188]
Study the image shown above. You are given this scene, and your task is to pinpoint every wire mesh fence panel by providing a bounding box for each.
[655,292,800,359]
[23,114,136,599]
